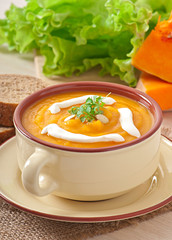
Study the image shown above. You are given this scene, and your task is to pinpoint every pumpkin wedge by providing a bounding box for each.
[137,72,172,110]
[132,14,172,83]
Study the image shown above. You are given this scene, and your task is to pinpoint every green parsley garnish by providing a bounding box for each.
[68,95,105,123]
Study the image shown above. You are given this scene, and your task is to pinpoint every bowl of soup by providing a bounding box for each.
[13,81,162,201]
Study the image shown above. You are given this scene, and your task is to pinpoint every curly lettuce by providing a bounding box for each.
[0,0,171,86]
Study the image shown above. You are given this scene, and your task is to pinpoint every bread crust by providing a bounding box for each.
[0,74,49,126]
[0,126,15,145]
[0,102,17,126]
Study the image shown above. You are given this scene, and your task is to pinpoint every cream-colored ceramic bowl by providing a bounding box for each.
[13,81,162,201]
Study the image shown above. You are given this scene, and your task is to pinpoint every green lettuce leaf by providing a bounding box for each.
[0,0,171,86]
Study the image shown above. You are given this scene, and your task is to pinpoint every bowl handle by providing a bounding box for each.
[22,148,58,196]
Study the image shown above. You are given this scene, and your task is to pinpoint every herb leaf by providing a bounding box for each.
[68,95,105,122]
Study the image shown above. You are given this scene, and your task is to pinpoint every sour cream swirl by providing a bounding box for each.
[118,108,141,138]
[41,96,141,143]
[49,95,116,114]
[41,124,125,143]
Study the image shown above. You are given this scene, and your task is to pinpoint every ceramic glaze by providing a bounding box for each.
[13,81,163,200]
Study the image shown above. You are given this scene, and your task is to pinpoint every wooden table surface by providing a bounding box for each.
[0,1,172,239]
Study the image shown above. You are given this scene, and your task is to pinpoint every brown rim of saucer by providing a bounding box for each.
[13,81,163,153]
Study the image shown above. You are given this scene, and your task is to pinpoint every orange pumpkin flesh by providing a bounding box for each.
[132,15,172,83]
[137,72,172,110]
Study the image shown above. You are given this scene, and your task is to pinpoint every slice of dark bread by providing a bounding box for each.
[0,74,50,126]
[0,126,15,145]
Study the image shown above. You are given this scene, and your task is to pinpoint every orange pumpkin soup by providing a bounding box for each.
[22,91,153,148]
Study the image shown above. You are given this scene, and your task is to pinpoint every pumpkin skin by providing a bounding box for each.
[137,72,172,110]
[132,15,172,83]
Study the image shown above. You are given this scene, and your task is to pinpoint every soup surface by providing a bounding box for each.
[22,91,153,148]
